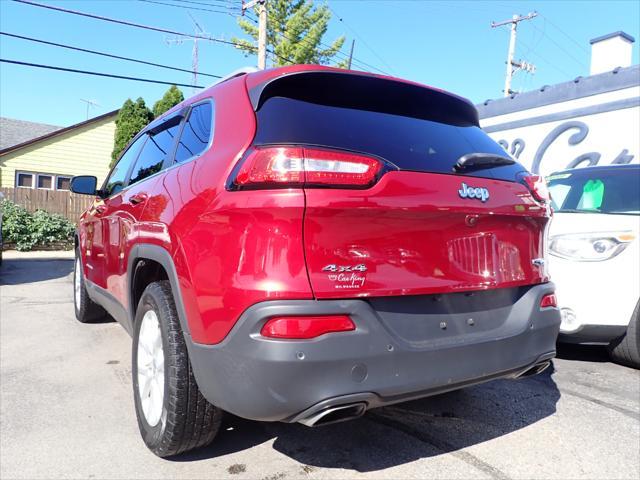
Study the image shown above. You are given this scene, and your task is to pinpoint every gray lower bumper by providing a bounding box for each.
[188,283,560,422]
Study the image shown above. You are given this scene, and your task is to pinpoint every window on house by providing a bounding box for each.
[37,174,53,189]
[16,172,34,188]
[174,101,213,163]
[15,171,74,190]
[56,176,72,190]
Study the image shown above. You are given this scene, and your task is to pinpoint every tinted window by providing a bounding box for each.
[104,135,146,197]
[174,102,213,163]
[548,168,640,215]
[129,124,180,185]
[255,96,523,181]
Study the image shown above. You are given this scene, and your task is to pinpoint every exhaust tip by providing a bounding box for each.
[298,402,367,427]
[518,360,551,378]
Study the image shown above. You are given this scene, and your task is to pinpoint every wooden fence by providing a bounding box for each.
[0,187,94,224]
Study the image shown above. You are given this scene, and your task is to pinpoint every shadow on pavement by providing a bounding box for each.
[174,366,561,472]
[0,258,73,285]
[556,343,611,363]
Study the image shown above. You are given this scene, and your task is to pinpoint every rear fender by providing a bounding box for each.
[127,243,194,343]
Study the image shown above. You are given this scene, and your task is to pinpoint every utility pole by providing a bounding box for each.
[491,12,537,97]
[243,0,267,69]
[347,39,355,69]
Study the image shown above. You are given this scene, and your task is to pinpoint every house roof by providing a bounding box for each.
[0,117,62,151]
[0,110,119,156]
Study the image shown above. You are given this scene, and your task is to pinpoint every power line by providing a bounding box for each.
[10,0,300,68]
[492,19,574,81]
[11,0,384,75]
[516,36,574,79]
[243,10,389,74]
[12,0,256,51]
[0,58,205,89]
[241,11,312,67]
[137,0,237,16]
[539,13,590,54]
[531,23,588,70]
[326,4,396,74]
[0,31,222,78]
[172,0,241,10]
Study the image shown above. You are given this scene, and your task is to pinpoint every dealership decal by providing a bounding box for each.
[323,264,367,289]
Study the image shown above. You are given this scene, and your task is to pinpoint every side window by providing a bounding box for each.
[104,135,146,197]
[577,178,605,211]
[129,124,180,186]
[174,102,213,163]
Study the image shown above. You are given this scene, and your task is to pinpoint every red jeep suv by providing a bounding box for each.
[71,65,560,457]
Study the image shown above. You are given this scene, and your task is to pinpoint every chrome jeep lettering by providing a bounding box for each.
[458,183,490,203]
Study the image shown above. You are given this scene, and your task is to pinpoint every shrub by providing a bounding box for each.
[111,97,154,167]
[1,200,75,251]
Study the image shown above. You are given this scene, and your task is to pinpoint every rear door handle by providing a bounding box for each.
[129,193,148,205]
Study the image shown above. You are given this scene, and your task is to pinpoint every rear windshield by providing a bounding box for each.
[547,168,640,215]
[253,73,525,181]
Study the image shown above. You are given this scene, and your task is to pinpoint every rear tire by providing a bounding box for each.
[608,301,640,369]
[132,280,222,457]
[73,249,108,323]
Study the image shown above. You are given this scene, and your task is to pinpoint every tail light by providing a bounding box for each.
[519,173,550,203]
[230,146,383,189]
[540,293,557,308]
[260,315,355,339]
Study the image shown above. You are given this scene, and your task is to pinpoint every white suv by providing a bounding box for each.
[547,164,639,368]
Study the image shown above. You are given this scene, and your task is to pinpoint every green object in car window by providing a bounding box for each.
[582,179,604,210]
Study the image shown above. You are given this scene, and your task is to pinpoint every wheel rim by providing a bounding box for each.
[137,310,165,427]
[74,258,81,309]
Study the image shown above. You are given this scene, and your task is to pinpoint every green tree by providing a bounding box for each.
[232,0,347,67]
[111,97,153,167]
[152,85,184,117]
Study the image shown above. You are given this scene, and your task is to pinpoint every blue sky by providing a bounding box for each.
[1,0,638,127]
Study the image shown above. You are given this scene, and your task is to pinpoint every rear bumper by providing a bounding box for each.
[187,283,560,422]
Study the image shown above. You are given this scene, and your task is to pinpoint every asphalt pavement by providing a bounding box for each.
[1,255,638,479]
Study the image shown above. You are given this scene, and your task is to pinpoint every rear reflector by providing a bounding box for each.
[232,146,382,189]
[540,293,557,308]
[519,173,550,203]
[260,315,355,339]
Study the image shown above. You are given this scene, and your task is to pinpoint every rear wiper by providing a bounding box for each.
[454,153,515,171]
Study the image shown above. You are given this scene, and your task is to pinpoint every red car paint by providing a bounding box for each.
[78,65,551,345]
[304,171,548,299]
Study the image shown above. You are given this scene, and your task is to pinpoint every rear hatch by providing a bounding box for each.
[241,71,551,299]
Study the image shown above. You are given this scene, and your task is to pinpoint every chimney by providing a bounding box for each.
[590,31,635,75]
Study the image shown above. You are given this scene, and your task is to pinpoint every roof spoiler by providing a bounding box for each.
[204,66,259,89]
[248,70,480,127]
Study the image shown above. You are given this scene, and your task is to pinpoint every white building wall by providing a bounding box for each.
[477,66,639,176]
